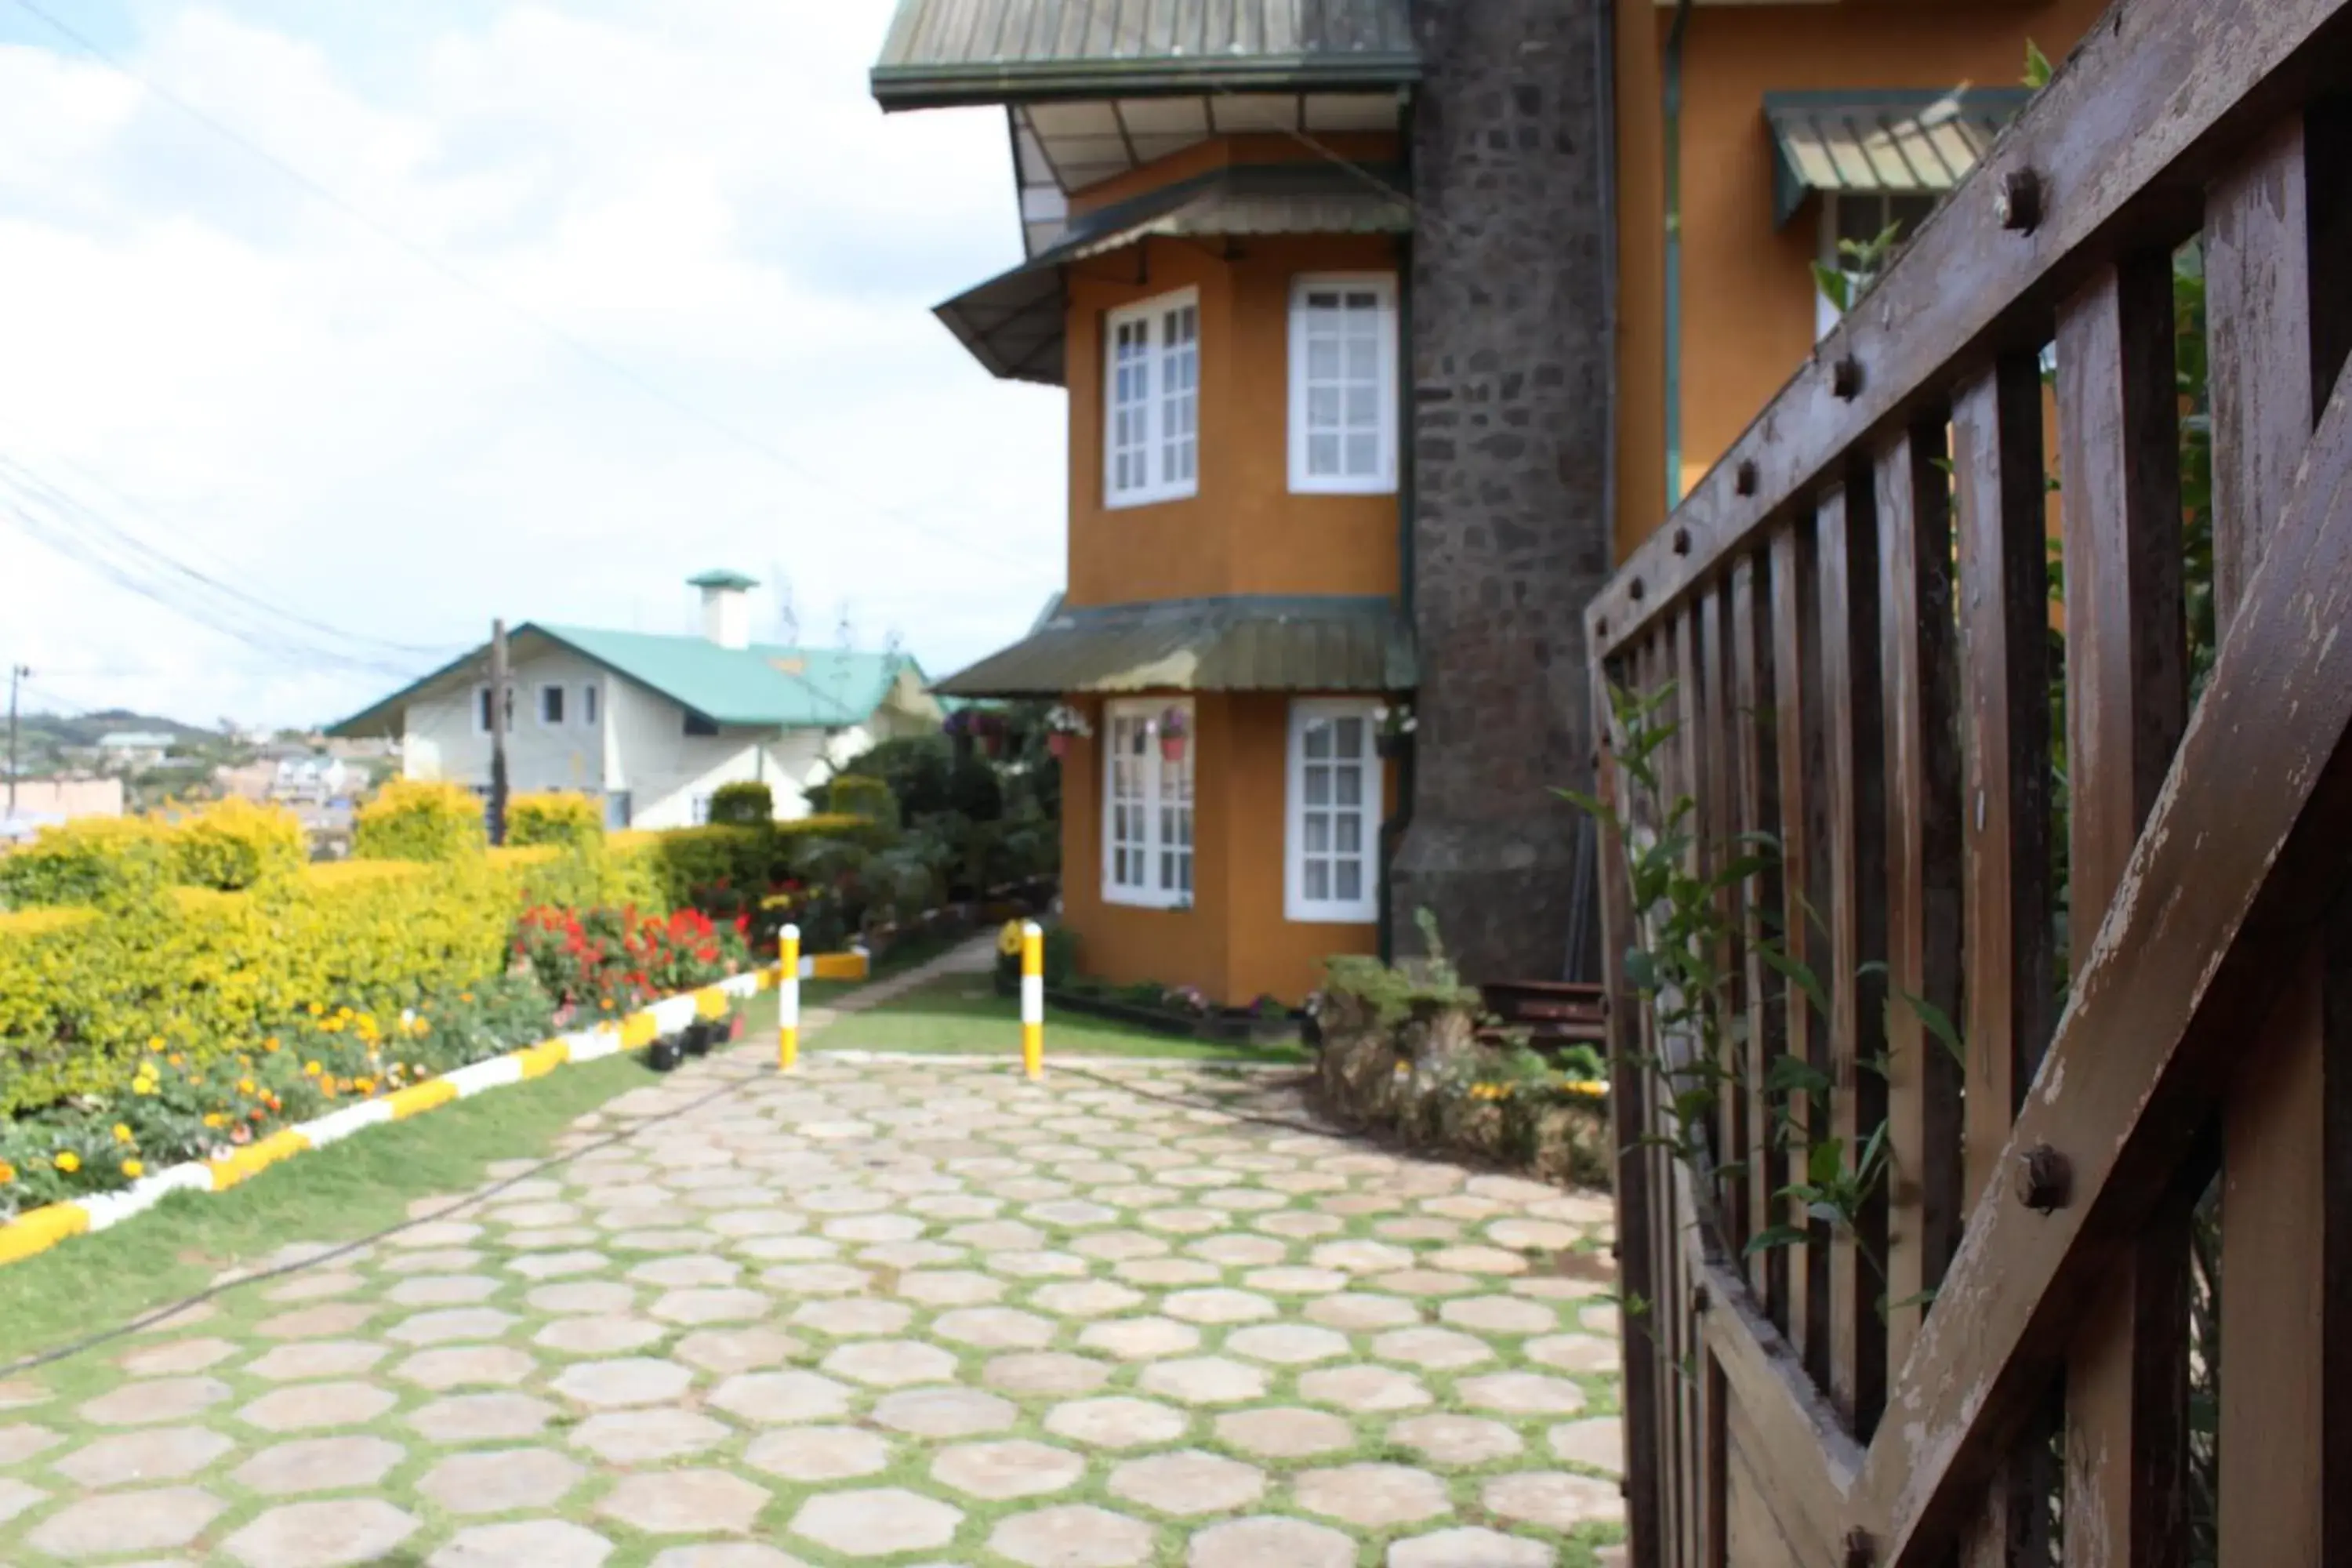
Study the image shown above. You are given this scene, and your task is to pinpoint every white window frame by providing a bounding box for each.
[1285,698,1382,924]
[536,682,565,728]
[1813,191,1938,341]
[1287,273,1399,495]
[579,681,600,728]
[1102,287,1200,509]
[472,683,515,737]
[1101,697,1196,910]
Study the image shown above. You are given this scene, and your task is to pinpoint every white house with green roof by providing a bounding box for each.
[327,572,944,829]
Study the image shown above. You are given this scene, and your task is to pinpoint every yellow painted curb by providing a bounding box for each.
[809,952,868,982]
[208,1129,313,1190]
[694,986,728,1020]
[510,1040,570,1080]
[385,1080,459,1121]
[0,1203,89,1265]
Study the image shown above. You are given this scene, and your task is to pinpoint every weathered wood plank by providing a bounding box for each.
[1584,0,2350,658]
[1951,350,2060,1568]
[1875,419,1964,1381]
[1730,554,1788,1319]
[1671,612,1707,1568]
[1595,650,1664,1568]
[1702,582,1749,1258]
[2052,254,2191,1568]
[1770,519,1831,1389]
[1857,351,2352,1567]
[1819,470,1889,1439]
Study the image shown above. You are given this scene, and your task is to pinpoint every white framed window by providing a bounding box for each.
[473,683,515,736]
[1102,698,1195,909]
[1288,274,1398,493]
[579,682,600,728]
[537,683,565,727]
[1286,699,1381,923]
[1104,288,1200,507]
[1814,191,1937,340]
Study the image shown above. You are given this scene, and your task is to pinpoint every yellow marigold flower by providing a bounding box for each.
[0,1160,16,1184]
[308,1002,325,1016]
[167,1053,183,1067]
[204,1112,225,1129]
[147,1036,165,1053]
[263,1037,281,1054]
[121,1159,143,1179]
[239,1078,256,1095]
[354,1077,375,1094]
[133,1080,158,1098]
[599,998,615,1011]
[53,1151,79,1174]
[112,1123,132,1144]
[304,1061,323,1076]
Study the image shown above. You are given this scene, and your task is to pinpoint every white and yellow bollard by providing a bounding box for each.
[779,923,801,1073]
[1020,919,1044,1080]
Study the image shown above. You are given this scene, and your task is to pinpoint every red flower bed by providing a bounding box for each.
[514,905,750,1021]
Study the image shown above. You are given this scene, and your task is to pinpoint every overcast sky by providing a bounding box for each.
[0,0,1065,731]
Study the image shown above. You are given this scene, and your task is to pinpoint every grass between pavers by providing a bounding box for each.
[818,972,1312,1065]
[0,1048,670,1365]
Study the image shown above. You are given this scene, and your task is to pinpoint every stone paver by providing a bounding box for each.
[0,1049,1622,1567]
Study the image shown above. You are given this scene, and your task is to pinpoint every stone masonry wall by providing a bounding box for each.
[1392,0,1613,983]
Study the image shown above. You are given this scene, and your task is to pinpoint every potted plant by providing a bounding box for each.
[1374,702,1417,759]
[648,1033,682,1073]
[1044,704,1091,759]
[1155,706,1190,765]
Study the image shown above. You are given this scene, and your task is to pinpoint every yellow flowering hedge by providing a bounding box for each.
[351,779,486,862]
[507,791,603,850]
[167,797,307,891]
[0,843,641,1116]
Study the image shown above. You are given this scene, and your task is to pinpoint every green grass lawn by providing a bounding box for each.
[816,972,1311,1065]
[0,1049,667,1363]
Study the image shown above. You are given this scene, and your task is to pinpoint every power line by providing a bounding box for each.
[5,0,1037,574]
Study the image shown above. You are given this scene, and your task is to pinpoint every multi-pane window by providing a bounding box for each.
[538,684,565,726]
[580,683,600,728]
[474,683,514,735]
[1103,699,1194,908]
[1105,289,1200,507]
[1287,699,1381,923]
[1289,274,1398,493]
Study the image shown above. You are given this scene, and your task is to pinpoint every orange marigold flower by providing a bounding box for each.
[0,1160,16,1184]
[167,1053,183,1067]
[263,1037,281,1053]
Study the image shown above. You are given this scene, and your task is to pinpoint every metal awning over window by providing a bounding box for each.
[933,593,1416,697]
[1762,88,2033,230]
[936,161,1409,385]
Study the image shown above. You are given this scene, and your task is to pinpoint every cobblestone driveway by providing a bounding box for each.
[0,1048,1625,1566]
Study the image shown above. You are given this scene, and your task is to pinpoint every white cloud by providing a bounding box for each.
[0,0,1064,729]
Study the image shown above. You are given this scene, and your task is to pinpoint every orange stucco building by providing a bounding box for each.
[873,0,2113,1004]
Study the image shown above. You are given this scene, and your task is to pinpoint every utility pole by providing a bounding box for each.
[488,621,510,846]
[5,665,27,821]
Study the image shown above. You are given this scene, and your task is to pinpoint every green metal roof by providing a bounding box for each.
[872,0,1418,110]
[325,625,927,738]
[940,162,1409,384]
[1764,88,2033,229]
[685,568,759,590]
[933,594,1415,697]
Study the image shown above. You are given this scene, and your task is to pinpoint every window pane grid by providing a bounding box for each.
[1104,703,1193,908]
[1290,704,1378,920]
[1106,293,1199,506]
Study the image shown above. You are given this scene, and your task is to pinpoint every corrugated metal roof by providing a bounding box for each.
[940,161,1409,383]
[327,627,926,737]
[873,0,1418,109]
[1763,88,2033,229]
[933,594,1415,697]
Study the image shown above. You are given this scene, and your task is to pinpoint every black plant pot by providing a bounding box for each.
[648,1036,683,1073]
[684,1020,714,1058]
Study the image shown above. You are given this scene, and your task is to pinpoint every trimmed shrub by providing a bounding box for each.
[707,781,774,826]
[506,791,603,851]
[826,773,899,832]
[0,817,173,909]
[354,779,486,862]
[169,797,307,891]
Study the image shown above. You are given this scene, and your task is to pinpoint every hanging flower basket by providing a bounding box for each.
[1374,702,1417,760]
[1156,706,1190,765]
[1047,732,1072,759]
[1043,704,1090,762]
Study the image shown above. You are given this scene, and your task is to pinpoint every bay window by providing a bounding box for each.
[1102,698,1194,908]
[1287,699,1381,923]
[1105,289,1200,507]
[1288,274,1398,493]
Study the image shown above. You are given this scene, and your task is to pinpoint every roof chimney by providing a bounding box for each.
[688,569,758,651]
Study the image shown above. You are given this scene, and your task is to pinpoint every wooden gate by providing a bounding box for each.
[1588,0,2352,1561]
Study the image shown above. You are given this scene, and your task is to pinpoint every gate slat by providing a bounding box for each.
[1953,351,2061,1568]
[2209,106,2352,1568]
[1672,607,1711,1568]
[1595,649,1664,1568]
[1770,518,1831,1392]
[1820,473,1889,1439]
[1875,419,1964,1380]
[2053,253,2194,1568]
[1730,554,1788,1322]
[1702,581,1749,1259]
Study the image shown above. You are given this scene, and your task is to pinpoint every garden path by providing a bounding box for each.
[0,964,1628,1566]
